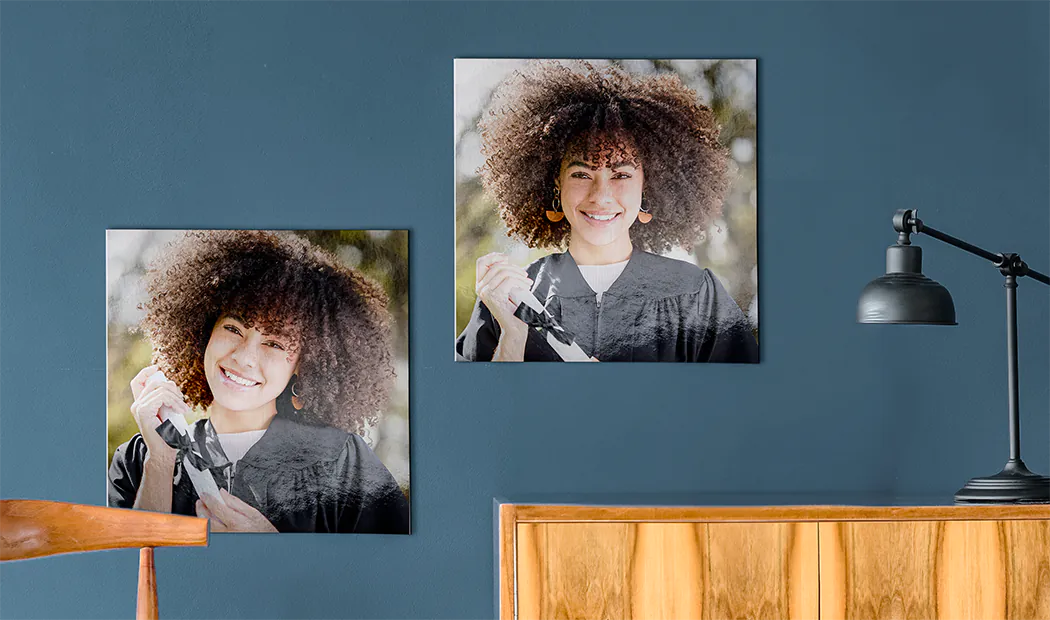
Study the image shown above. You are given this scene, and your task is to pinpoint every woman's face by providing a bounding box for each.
[556,143,645,249]
[203,315,300,413]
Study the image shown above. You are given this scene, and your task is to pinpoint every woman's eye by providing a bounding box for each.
[614,172,632,179]
[266,342,286,351]
[223,325,242,335]
[570,172,591,179]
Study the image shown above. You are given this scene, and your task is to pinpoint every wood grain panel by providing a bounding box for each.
[514,522,819,620]
[820,519,1050,620]
[518,522,631,620]
[500,505,1049,620]
[936,520,1004,619]
[512,504,1050,523]
[788,522,820,620]
[500,504,518,620]
[820,520,940,619]
[516,523,545,620]
[995,519,1050,620]
[627,523,704,619]
[695,523,818,620]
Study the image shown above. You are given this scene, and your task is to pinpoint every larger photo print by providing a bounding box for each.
[455,59,759,363]
[107,230,410,533]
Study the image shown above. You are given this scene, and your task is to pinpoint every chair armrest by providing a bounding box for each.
[1,499,208,561]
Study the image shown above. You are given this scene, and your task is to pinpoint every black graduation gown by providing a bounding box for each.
[108,411,410,534]
[456,250,759,363]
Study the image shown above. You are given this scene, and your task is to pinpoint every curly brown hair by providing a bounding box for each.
[139,230,393,434]
[478,60,730,254]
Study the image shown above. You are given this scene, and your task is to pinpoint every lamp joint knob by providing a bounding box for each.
[892,210,923,241]
[998,253,1029,278]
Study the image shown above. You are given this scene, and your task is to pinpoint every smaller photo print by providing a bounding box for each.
[455,59,759,363]
[106,230,410,534]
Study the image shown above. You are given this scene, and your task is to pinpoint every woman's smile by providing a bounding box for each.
[579,210,623,226]
[218,364,262,390]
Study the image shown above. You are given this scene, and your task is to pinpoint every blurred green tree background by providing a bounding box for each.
[455,59,758,341]
[106,230,410,494]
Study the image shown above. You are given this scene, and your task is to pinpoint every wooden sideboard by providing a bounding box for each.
[497,503,1050,620]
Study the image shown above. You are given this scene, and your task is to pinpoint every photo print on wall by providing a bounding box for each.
[106,229,410,533]
[455,59,759,363]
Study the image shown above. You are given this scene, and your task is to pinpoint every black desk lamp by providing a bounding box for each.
[858,209,1050,504]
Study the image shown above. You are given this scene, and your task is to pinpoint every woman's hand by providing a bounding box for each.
[129,365,192,512]
[475,253,533,329]
[475,253,533,361]
[197,489,278,533]
[129,365,190,466]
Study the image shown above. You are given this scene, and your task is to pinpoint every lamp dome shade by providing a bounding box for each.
[858,273,957,324]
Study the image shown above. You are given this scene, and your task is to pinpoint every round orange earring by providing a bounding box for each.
[637,207,653,224]
[546,191,565,223]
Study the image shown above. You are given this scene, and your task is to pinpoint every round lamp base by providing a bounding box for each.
[954,459,1050,504]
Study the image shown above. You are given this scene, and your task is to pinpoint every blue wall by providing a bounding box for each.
[2,2,1047,618]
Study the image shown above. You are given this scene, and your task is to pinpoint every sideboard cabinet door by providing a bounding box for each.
[515,521,818,620]
[819,519,1050,620]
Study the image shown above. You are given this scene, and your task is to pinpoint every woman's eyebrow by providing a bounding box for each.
[566,160,637,171]
[221,313,248,325]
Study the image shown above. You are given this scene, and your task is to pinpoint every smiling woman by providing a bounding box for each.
[106,230,410,534]
[455,59,759,363]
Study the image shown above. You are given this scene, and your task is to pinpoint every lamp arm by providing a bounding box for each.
[894,209,1050,286]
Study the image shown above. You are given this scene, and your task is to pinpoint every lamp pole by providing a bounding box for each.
[1005,274,1020,463]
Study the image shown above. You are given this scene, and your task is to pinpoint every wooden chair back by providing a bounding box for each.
[1,500,208,619]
